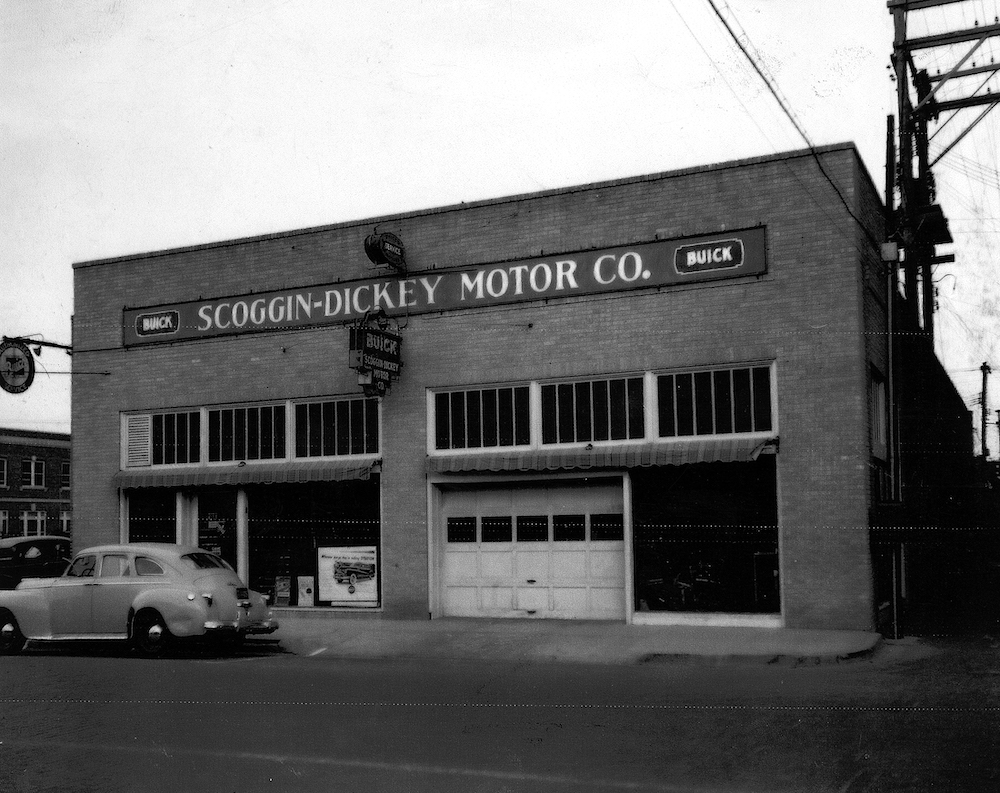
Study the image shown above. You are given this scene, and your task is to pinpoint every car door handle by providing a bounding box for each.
[526,579,536,584]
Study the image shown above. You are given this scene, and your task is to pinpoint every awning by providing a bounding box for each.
[115,458,381,489]
[426,437,777,474]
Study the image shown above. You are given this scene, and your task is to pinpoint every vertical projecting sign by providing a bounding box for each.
[349,312,403,397]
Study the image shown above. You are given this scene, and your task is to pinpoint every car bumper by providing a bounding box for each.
[203,615,279,635]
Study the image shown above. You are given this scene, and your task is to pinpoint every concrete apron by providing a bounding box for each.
[268,614,882,666]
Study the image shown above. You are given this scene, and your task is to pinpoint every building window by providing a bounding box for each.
[21,458,45,489]
[21,510,46,536]
[60,511,72,535]
[61,461,71,489]
[0,511,8,537]
[152,410,201,465]
[657,365,772,437]
[434,386,530,450]
[541,377,644,444]
[294,398,379,458]
[208,404,285,462]
[0,458,6,487]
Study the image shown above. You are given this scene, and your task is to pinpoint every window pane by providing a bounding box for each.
[321,402,336,456]
[593,381,610,441]
[447,517,476,543]
[591,514,624,541]
[498,389,514,446]
[514,387,530,446]
[675,374,694,436]
[482,516,513,542]
[273,406,286,457]
[247,409,260,460]
[609,379,627,440]
[574,382,592,442]
[752,367,772,431]
[350,400,365,454]
[713,370,733,434]
[365,399,379,453]
[557,383,574,442]
[627,377,645,438]
[308,403,322,457]
[658,375,676,437]
[553,515,585,541]
[190,413,201,463]
[466,391,482,448]
[152,415,164,465]
[541,385,557,444]
[733,369,752,433]
[482,390,498,447]
[694,371,713,435]
[449,392,466,450]
[234,408,247,460]
[434,393,451,450]
[336,401,350,455]
[516,515,548,542]
[209,410,221,461]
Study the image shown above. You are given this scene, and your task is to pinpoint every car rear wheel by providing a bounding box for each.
[131,609,171,657]
[0,609,26,654]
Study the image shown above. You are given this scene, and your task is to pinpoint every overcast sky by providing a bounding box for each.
[2,1,997,450]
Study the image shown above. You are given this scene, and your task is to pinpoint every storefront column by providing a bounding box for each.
[236,488,249,583]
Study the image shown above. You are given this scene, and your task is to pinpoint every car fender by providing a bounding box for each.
[131,587,207,639]
[0,584,55,639]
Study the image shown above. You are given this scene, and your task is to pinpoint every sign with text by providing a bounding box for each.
[122,227,766,346]
[349,325,403,396]
[318,546,378,605]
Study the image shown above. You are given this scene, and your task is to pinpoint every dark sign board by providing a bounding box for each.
[122,227,766,347]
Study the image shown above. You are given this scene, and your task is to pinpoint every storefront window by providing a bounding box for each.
[127,489,176,543]
[197,488,237,570]
[632,458,779,614]
[246,480,380,608]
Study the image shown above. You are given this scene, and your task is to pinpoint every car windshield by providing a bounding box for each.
[181,552,233,571]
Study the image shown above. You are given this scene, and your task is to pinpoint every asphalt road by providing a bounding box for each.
[0,635,997,792]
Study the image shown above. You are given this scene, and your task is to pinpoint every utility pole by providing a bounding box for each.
[982,362,992,457]
[887,0,999,340]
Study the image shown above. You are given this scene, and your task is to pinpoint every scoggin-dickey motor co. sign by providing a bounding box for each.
[122,227,766,347]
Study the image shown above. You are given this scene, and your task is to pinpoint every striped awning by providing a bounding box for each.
[426,437,777,474]
[115,458,381,489]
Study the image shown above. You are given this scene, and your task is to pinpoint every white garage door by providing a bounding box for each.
[439,480,625,619]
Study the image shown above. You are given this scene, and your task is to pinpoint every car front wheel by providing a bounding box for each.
[131,609,171,657]
[0,609,26,655]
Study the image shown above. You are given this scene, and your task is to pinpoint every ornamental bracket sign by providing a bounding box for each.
[348,311,403,397]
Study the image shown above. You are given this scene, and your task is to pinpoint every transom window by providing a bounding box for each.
[434,386,530,451]
[209,404,286,462]
[295,398,379,458]
[657,366,772,437]
[541,377,644,444]
[153,410,201,465]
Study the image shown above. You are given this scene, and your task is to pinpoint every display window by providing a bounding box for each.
[631,457,779,614]
[126,489,176,543]
[245,480,380,608]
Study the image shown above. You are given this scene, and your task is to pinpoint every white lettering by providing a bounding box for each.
[250,299,266,325]
[324,290,342,317]
[373,282,396,311]
[593,254,616,285]
[197,305,213,330]
[231,301,249,327]
[529,263,552,292]
[420,275,444,304]
[270,296,288,322]
[510,265,529,295]
[461,271,485,301]
[486,268,508,298]
[296,293,312,319]
[214,303,231,330]
[555,260,578,290]
[353,285,372,315]
[618,252,643,282]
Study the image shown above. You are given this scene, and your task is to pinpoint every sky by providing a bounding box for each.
[2,1,998,452]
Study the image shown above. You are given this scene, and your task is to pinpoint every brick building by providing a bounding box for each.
[70,143,971,634]
[0,428,72,539]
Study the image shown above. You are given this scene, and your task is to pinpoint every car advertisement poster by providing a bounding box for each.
[318,546,378,605]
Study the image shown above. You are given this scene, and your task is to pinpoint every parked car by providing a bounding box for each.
[0,543,278,656]
[0,536,72,590]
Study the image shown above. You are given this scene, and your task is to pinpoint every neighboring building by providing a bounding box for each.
[0,428,72,539]
[70,143,977,635]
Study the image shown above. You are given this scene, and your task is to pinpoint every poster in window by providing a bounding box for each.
[297,576,315,607]
[318,546,378,605]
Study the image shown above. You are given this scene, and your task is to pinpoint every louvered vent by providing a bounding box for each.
[125,414,152,467]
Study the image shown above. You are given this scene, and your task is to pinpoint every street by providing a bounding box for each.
[0,635,997,792]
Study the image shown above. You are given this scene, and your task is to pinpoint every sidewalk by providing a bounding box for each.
[266,613,882,666]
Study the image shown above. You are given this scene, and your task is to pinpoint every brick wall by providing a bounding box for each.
[73,144,886,628]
